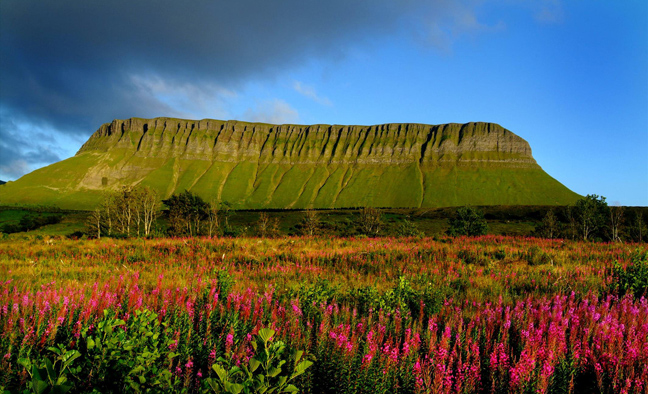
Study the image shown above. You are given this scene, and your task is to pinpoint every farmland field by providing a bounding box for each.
[1,235,647,393]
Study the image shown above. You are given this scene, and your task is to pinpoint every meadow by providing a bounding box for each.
[1,235,647,393]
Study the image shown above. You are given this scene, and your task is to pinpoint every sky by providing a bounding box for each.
[1,0,646,206]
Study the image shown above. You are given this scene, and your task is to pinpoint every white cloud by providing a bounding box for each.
[243,99,299,124]
[129,74,235,120]
[411,0,563,51]
[411,1,504,51]
[293,81,332,106]
[0,159,31,180]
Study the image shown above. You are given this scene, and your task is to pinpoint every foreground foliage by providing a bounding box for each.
[1,236,647,393]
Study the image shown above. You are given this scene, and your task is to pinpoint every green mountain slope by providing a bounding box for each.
[0,118,580,210]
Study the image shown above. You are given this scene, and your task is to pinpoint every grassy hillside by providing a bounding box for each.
[0,118,581,210]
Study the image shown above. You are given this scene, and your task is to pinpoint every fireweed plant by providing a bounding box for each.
[0,236,647,393]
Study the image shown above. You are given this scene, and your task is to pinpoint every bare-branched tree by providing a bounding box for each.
[300,209,321,236]
[609,205,624,242]
[358,207,383,236]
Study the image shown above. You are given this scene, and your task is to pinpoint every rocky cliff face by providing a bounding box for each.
[78,118,536,167]
[0,118,579,210]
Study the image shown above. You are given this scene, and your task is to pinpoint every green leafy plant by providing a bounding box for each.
[217,270,236,299]
[611,251,648,298]
[18,345,80,394]
[81,309,176,392]
[204,328,313,394]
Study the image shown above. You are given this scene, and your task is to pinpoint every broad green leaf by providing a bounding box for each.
[51,383,73,394]
[44,358,56,381]
[131,366,145,374]
[32,378,49,394]
[63,350,80,365]
[283,385,299,393]
[268,367,281,377]
[249,358,261,372]
[17,358,31,369]
[225,382,244,394]
[292,350,303,365]
[87,337,95,350]
[292,360,313,378]
[212,364,228,382]
[47,346,61,356]
[258,328,275,343]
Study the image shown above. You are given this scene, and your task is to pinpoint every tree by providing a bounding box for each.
[609,205,624,242]
[113,186,136,236]
[162,190,209,236]
[256,213,281,238]
[357,207,383,236]
[220,201,234,230]
[300,209,321,236]
[256,212,271,237]
[535,209,558,239]
[207,200,219,237]
[630,211,647,243]
[141,187,160,237]
[562,205,578,240]
[86,208,103,239]
[447,206,488,236]
[574,194,608,241]
[101,192,114,236]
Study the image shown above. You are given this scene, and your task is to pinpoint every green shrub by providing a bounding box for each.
[204,328,313,394]
[611,251,648,298]
[17,345,81,394]
[395,219,423,237]
[447,207,488,236]
[291,278,339,319]
[80,309,176,392]
[217,270,236,299]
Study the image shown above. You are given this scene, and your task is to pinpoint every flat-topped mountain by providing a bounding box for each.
[0,118,579,209]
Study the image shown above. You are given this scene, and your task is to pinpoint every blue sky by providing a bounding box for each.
[1,1,647,205]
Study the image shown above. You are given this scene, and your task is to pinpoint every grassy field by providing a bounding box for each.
[1,235,646,393]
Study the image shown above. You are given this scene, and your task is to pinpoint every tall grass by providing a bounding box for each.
[0,236,646,393]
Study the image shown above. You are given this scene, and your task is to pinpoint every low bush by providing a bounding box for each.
[611,251,648,298]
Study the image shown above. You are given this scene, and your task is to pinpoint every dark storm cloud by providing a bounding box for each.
[0,0,413,135]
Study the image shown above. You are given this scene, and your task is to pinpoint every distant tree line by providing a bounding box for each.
[534,194,646,242]
[83,189,645,242]
[1,213,63,234]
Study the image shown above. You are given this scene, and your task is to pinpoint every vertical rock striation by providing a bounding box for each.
[0,118,579,209]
